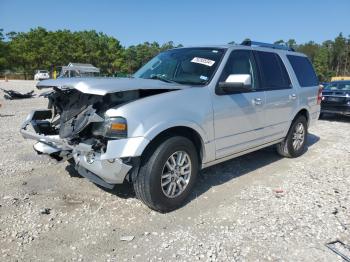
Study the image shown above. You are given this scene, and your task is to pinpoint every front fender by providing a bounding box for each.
[143,120,208,143]
[105,88,214,162]
[105,88,213,143]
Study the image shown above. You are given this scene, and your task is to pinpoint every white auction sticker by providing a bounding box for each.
[191,57,215,67]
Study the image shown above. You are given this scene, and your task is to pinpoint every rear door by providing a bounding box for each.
[254,51,297,141]
[212,49,266,159]
[286,55,320,122]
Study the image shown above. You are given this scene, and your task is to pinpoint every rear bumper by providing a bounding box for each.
[20,110,149,187]
[321,105,350,115]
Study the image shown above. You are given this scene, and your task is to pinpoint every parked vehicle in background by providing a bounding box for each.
[34,70,50,80]
[320,80,350,117]
[21,41,321,212]
[320,82,329,88]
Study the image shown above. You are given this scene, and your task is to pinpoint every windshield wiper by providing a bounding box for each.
[173,80,206,86]
[147,75,178,84]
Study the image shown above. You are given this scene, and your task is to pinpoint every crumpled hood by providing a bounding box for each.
[37,77,189,96]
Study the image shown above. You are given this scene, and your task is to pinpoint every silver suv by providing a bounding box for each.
[21,41,321,212]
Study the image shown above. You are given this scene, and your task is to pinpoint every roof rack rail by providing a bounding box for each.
[241,40,295,52]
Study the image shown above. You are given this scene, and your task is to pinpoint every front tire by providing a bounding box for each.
[276,115,308,158]
[133,136,199,212]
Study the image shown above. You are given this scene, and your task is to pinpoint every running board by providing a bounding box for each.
[202,138,283,169]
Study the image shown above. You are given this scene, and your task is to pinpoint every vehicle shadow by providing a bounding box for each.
[187,133,320,204]
[307,133,320,148]
[65,133,320,204]
[188,132,320,201]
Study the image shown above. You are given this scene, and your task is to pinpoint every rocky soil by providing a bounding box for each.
[0,80,349,261]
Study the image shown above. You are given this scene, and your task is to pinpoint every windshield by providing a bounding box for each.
[134,48,225,85]
[39,70,48,73]
[324,82,350,91]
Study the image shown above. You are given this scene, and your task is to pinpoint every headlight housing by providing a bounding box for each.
[92,117,127,139]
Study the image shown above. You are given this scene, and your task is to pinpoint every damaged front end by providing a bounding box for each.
[20,87,142,188]
[21,78,187,188]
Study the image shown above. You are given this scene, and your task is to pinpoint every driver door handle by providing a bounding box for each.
[253,98,263,105]
[289,94,297,100]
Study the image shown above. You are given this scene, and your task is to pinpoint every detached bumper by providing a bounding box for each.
[20,110,149,187]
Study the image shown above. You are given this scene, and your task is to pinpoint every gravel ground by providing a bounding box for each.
[0,80,349,261]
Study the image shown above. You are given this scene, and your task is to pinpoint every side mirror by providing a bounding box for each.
[216,74,252,95]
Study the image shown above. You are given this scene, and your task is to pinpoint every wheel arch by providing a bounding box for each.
[142,125,205,166]
[293,108,310,127]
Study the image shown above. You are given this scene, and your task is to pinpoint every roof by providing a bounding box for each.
[67,63,96,67]
[62,63,100,73]
[173,44,305,56]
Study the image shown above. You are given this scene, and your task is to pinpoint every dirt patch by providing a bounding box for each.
[0,80,349,261]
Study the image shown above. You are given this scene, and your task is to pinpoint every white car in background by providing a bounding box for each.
[34,70,50,80]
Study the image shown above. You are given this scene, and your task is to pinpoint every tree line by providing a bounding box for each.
[0,27,349,81]
[273,35,350,81]
[0,27,181,79]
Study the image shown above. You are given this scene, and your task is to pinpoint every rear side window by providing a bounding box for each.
[255,51,291,90]
[287,55,319,87]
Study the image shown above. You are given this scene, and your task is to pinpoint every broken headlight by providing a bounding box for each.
[92,117,127,139]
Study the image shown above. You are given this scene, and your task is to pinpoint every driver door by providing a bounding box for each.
[212,50,266,159]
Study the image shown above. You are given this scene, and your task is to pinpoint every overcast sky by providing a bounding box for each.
[1,0,349,46]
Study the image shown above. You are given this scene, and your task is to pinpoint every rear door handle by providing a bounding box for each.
[289,94,297,100]
[253,98,263,105]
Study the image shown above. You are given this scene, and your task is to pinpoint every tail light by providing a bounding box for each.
[317,85,323,105]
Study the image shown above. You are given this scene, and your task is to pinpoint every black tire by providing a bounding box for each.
[276,115,308,158]
[133,136,199,212]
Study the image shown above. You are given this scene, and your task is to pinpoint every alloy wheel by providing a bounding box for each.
[161,151,192,198]
[292,122,305,151]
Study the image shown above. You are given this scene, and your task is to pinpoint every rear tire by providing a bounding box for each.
[276,115,308,158]
[133,136,199,212]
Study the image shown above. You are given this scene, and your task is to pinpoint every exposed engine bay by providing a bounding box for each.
[21,86,176,165]
[20,77,188,187]
[46,88,137,139]
[39,88,171,142]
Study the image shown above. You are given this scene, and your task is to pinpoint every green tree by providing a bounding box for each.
[314,47,331,81]
[286,39,297,50]
[274,40,285,45]
[0,29,7,72]
[3,27,350,82]
[331,33,347,75]
[296,41,320,62]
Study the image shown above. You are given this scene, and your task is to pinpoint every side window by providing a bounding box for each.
[287,55,319,87]
[220,50,259,90]
[255,51,291,90]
